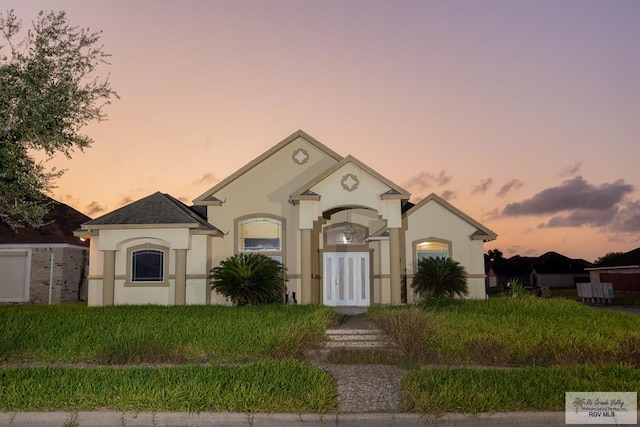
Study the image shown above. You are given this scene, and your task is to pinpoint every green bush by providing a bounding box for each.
[411,257,468,299]
[210,254,286,305]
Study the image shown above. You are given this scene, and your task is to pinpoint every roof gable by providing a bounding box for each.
[194,130,343,205]
[405,193,497,241]
[82,192,218,231]
[290,155,410,200]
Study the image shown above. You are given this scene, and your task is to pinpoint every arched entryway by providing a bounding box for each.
[290,155,409,305]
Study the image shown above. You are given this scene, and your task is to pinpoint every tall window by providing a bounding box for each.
[131,249,165,282]
[237,216,284,262]
[416,240,450,261]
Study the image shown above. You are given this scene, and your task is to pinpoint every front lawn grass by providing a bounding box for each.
[403,365,640,414]
[0,361,337,413]
[372,298,640,414]
[370,297,640,367]
[0,304,336,364]
[551,288,640,307]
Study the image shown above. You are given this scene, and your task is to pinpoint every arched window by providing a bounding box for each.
[324,222,367,246]
[415,240,450,261]
[131,249,165,282]
[237,216,284,262]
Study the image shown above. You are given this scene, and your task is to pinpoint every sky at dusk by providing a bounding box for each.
[7,0,640,262]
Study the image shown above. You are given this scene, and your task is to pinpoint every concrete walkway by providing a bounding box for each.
[315,314,407,413]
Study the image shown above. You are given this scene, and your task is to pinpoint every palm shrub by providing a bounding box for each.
[210,254,286,305]
[507,278,526,298]
[411,257,468,299]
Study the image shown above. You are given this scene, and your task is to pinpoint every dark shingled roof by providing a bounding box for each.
[592,247,640,268]
[488,258,533,276]
[83,192,218,231]
[531,251,593,274]
[0,197,91,246]
[401,201,415,214]
[487,253,592,276]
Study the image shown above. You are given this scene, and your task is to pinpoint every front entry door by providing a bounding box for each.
[323,252,370,306]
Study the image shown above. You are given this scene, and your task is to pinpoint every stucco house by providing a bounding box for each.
[529,251,592,289]
[485,255,533,289]
[0,197,90,304]
[76,130,497,307]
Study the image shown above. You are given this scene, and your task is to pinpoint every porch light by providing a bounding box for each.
[343,209,354,242]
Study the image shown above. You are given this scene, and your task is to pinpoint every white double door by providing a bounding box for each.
[323,252,370,306]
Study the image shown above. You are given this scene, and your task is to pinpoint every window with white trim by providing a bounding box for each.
[416,240,450,261]
[237,216,284,262]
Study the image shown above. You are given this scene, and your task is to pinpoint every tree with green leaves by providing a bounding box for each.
[486,248,505,261]
[593,252,623,265]
[0,10,117,229]
[411,257,469,299]
[209,254,287,306]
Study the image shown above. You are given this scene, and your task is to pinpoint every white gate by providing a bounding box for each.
[323,252,370,306]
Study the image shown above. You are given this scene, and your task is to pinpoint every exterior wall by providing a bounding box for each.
[532,272,589,289]
[375,239,391,304]
[87,228,212,306]
[186,234,212,304]
[303,163,403,228]
[404,200,488,299]
[590,268,640,292]
[0,244,87,305]
[113,236,175,305]
[207,136,339,303]
[87,237,103,306]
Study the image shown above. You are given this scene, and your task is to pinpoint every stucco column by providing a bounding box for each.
[300,228,312,304]
[175,249,187,305]
[389,227,401,304]
[102,250,115,306]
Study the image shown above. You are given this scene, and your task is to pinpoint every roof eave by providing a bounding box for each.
[81,223,201,231]
[290,194,322,202]
[585,265,640,271]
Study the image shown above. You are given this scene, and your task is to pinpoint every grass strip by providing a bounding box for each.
[403,365,640,414]
[0,304,336,364]
[371,298,640,366]
[0,361,336,413]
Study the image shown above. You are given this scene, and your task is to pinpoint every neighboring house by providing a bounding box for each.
[586,248,640,293]
[529,251,592,289]
[486,252,592,290]
[76,130,497,307]
[0,198,90,304]
[486,256,534,288]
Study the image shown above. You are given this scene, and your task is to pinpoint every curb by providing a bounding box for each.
[0,411,570,426]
